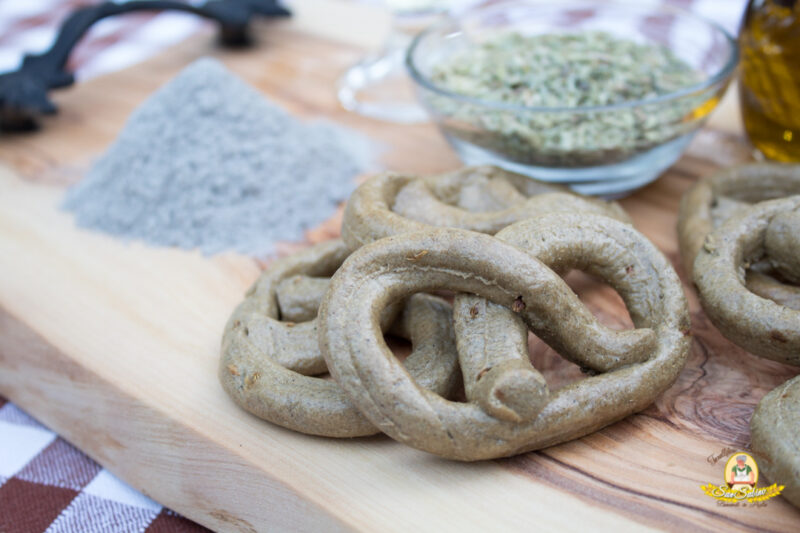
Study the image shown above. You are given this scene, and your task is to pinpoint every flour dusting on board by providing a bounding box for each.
[63,58,379,256]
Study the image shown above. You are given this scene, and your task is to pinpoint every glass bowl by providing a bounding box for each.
[406,0,738,197]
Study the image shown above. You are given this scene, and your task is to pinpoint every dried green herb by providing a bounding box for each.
[427,31,706,167]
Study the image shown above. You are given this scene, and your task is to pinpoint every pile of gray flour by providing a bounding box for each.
[63,58,376,256]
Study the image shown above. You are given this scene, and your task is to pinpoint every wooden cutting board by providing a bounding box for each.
[1,1,798,531]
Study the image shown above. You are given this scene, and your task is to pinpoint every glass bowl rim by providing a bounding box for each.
[405,0,739,114]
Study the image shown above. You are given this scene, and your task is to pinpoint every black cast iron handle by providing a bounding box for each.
[0,0,291,132]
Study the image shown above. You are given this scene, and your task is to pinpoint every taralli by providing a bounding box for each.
[318,215,690,460]
[678,163,800,308]
[685,170,800,509]
[339,167,631,402]
[751,374,800,509]
[693,197,800,367]
[453,295,549,423]
[219,239,460,437]
[341,165,630,250]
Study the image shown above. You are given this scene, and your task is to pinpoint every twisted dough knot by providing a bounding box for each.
[340,165,632,423]
[693,197,800,367]
[342,165,630,251]
[319,214,690,461]
[219,239,460,438]
[678,163,800,309]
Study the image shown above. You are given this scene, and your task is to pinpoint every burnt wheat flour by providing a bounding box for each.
[63,58,376,256]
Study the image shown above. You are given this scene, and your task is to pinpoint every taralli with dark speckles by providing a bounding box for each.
[678,163,800,307]
[453,295,548,423]
[339,165,631,418]
[341,165,630,251]
[338,166,633,421]
[688,187,800,509]
[692,197,800,367]
[219,239,460,437]
[680,164,800,509]
[318,215,690,461]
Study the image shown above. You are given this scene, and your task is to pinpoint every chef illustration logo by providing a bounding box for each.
[701,450,784,506]
[725,453,758,488]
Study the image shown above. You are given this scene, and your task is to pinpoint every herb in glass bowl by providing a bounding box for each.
[427,31,706,167]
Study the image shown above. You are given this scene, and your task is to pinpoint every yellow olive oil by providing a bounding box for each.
[740,0,800,161]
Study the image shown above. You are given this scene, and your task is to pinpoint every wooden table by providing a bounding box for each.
[0,1,798,531]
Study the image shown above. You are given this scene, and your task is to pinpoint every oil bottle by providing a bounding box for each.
[740,0,800,161]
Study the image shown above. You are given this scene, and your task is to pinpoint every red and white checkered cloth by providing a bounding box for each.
[0,0,748,532]
[1,2,211,531]
[0,397,210,532]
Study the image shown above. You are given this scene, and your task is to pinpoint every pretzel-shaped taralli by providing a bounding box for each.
[451,205,667,423]
[341,166,632,421]
[341,166,630,250]
[693,197,800,367]
[219,240,460,437]
[678,163,800,307]
[750,374,800,509]
[318,216,690,460]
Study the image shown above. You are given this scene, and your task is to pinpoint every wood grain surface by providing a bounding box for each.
[0,1,799,531]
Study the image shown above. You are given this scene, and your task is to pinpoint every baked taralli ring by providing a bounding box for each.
[340,166,633,423]
[341,166,630,251]
[678,163,800,308]
[750,374,800,509]
[686,174,800,509]
[693,197,800,367]
[219,240,460,437]
[318,215,690,460]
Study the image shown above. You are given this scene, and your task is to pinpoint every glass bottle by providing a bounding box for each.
[739,0,800,161]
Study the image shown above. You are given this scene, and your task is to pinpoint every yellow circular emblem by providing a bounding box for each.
[724,451,759,488]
